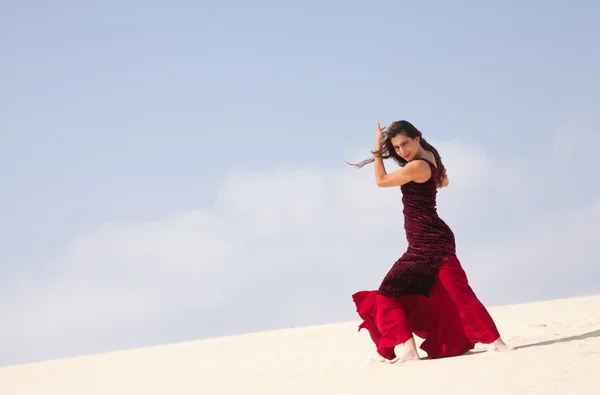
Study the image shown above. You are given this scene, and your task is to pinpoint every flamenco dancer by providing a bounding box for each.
[347,120,512,363]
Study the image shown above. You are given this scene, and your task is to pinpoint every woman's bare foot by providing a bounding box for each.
[492,337,514,352]
[395,337,421,363]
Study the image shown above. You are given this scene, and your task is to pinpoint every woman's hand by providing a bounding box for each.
[344,120,387,168]
[375,120,386,150]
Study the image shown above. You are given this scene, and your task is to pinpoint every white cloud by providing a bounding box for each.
[2,123,599,366]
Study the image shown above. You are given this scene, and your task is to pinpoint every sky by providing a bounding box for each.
[1,0,599,366]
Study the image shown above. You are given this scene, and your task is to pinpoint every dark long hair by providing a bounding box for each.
[346,120,447,187]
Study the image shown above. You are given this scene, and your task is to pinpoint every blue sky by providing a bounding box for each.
[1,0,599,366]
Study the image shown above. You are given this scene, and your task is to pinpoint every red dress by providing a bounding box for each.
[352,158,500,360]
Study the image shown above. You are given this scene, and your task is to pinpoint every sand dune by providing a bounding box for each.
[1,294,599,395]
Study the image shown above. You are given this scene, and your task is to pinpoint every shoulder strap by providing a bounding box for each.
[416,157,437,171]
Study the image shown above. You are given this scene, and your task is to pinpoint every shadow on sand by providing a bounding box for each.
[515,329,600,350]
[409,329,600,362]
[420,329,600,360]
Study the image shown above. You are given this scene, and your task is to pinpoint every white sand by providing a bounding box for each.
[1,294,599,395]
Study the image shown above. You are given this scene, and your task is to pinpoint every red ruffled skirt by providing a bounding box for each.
[352,255,500,360]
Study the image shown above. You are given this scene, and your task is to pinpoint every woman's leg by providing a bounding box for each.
[437,256,512,351]
[374,293,421,362]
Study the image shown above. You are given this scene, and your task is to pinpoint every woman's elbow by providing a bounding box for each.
[376,176,395,188]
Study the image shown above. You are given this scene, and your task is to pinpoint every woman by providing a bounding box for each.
[347,120,512,363]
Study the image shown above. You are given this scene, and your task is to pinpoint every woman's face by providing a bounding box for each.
[390,133,420,162]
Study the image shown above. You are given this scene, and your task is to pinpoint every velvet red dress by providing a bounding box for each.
[352,158,500,360]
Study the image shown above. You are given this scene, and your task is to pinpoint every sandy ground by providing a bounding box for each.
[1,294,599,395]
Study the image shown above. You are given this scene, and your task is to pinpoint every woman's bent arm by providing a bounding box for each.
[375,159,429,188]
